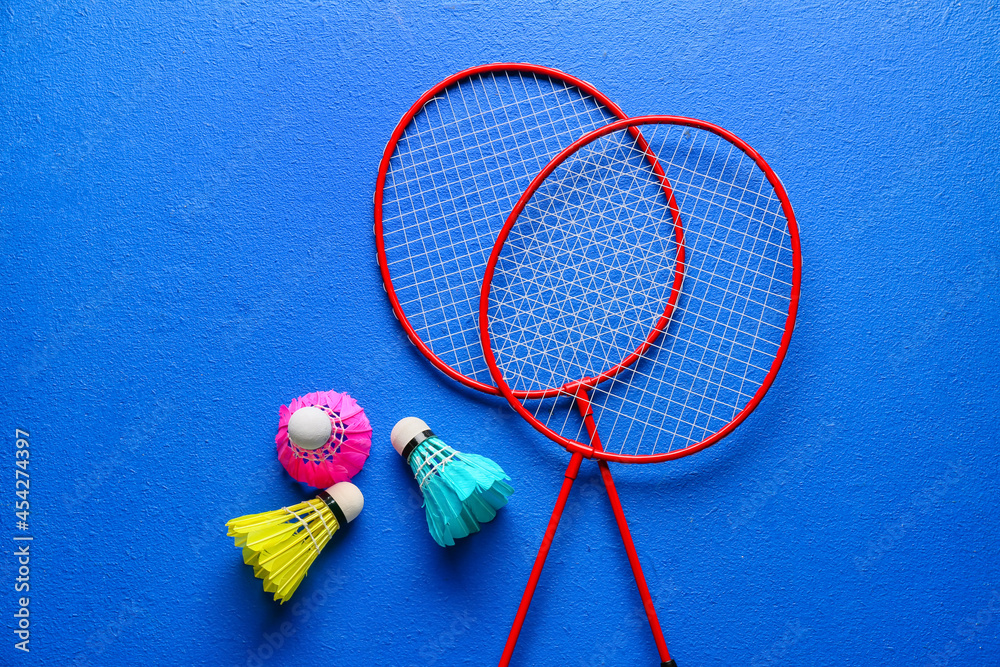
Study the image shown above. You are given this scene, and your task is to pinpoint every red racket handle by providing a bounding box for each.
[499,451,583,667]
[597,459,676,667]
[575,392,675,666]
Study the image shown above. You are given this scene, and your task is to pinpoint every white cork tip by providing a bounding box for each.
[288,406,333,450]
[326,482,364,523]
[390,417,430,456]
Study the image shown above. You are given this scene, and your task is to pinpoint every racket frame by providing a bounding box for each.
[374,62,635,396]
[479,115,802,464]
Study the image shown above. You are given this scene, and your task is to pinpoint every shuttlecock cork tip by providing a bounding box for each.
[288,406,333,450]
[391,417,431,456]
[326,482,364,523]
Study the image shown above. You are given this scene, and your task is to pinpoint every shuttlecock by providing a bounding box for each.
[226,481,364,603]
[391,417,513,547]
[276,390,372,488]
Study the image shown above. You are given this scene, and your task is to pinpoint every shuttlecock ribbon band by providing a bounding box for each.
[401,428,435,463]
[316,489,348,528]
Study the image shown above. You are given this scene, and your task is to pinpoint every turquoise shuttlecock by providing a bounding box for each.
[391,417,513,547]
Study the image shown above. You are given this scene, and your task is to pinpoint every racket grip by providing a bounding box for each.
[499,452,583,666]
[577,390,674,666]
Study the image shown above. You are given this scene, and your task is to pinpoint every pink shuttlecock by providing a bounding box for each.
[276,390,372,488]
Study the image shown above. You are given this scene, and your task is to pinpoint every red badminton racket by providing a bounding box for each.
[375,62,630,392]
[374,65,676,661]
[480,116,801,665]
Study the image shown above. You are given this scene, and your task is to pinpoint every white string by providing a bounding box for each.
[312,500,335,541]
[486,123,795,457]
[412,439,460,488]
[282,500,332,553]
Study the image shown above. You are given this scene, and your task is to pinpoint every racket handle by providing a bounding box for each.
[574,391,674,665]
[598,459,674,663]
[499,451,583,667]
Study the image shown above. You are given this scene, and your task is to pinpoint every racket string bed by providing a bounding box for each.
[378,67,627,386]
[485,121,798,459]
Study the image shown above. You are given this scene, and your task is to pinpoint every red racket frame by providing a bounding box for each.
[480,116,801,666]
[374,62,636,397]
[374,72,700,667]
[480,115,802,464]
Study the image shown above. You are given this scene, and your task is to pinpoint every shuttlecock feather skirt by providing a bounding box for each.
[226,492,342,603]
[407,436,513,547]
[276,390,372,488]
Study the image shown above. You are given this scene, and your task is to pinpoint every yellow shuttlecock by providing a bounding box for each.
[226,481,363,603]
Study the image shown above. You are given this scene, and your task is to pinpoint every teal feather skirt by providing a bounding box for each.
[407,436,514,547]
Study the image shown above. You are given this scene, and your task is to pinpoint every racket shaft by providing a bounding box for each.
[598,459,672,664]
[499,451,583,667]
[576,392,672,664]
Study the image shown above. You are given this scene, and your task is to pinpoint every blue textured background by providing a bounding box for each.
[2,2,998,665]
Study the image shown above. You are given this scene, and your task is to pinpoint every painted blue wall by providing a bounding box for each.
[2,1,998,665]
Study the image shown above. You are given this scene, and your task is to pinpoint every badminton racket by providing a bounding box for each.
[480,116,801,665]
[374,64,675,661]
[375,62,630,392]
